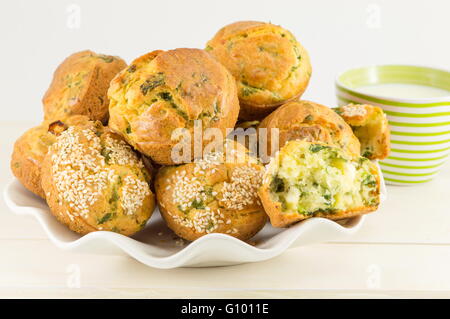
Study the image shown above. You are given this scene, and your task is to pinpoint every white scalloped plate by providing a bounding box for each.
[4,167,386,269]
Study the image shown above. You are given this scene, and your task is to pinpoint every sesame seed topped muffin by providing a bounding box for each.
[155,141,267,241]
[11,115,90,198]
[108,48,240,165]
[43,50,127,123]
[41,121,155,236]
[206,21,312,120]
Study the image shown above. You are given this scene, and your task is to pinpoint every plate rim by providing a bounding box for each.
[3,174,384,268]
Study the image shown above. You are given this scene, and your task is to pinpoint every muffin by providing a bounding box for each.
[43,50,127,123]
[259,140,381,227]
[11,115,90,198]
[206,21,312,120]
[108,48,240,165]
[41,121,155,236]
[257,100,361,160]
[334,104,390,160]
[155,141,267,241]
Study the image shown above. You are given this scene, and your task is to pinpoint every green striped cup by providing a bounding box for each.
[335,65,450,185]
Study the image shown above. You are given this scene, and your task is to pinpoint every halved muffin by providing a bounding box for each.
[259,140,380,227]
[334,104,390,160]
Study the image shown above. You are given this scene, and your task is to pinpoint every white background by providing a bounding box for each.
[0,0,449,124]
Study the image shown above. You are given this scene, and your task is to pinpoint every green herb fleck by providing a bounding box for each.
[158,91,172,101]
[199,111,212,119]
[317,208,337,214]
[304,114,314,122]
[203,186,213,197]
[98,55,114,63]
[191,199,205,209]
[213,102,220,114]
[140,73,165,95]
[110,188,119,203]
[363,175,377,187]
[175,109,189,121]
[323,192,333,206]
[242,86,258,97]
[362,149,373,158]
[101,148,112,163]
[309,144,329,153]
[270,176,285,193]
[156,91,188,121]
[98,213,113,225]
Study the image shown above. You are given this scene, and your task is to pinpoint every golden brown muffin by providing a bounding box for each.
[43,50,127,123]
[334,104,390,160]
[11,115,90,198]
[259,140,380,228]
[108,48,240,165]
[257,100,361,159]
[155,141,267,241]
[41,121,155,236]
[206,21,312,120]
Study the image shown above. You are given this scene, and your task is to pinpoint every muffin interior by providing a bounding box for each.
[335,104,389,159]
[268,141,379,216]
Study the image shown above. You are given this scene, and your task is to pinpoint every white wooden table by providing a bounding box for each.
[1,121,450,299]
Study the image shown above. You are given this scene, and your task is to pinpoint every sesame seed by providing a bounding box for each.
[121,175,150,216]
[167,147,263,235]
[219,165,263,210]
[50,125,150,220]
